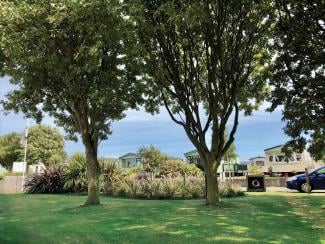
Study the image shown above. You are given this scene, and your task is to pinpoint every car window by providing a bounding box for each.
[316,168,325,175]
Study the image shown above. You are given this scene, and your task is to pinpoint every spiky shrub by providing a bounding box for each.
[63,152,87,193]
[161,178,180,198]
[100,160,123,195]
[219,182,245,198]
[137,179,161,198]
[148,179,161,198]
[116,184,128,197]
[158,159,184,178]
[182,176,205,198]
[125,166,142,177]
[117,178,140,198]
[24,166,65,193]
[138,179,151,198]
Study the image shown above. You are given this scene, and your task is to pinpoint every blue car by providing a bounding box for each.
[286,166,325,192]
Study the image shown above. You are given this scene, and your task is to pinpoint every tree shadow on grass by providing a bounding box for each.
[1,194,324,243]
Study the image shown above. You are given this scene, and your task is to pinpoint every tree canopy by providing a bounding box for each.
[27,125,66,166]
[268,0,325,160]
[0,125,66,169]
[130,0,273,204]
[0,0,144,205]
[138,145,169,174]
[0,133,22,170]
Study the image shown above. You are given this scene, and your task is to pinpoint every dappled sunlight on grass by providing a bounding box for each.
[286,196,325,232]
[0,193,324,243]
[208,236,254,242]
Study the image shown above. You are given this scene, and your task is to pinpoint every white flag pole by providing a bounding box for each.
[22,118,29,191]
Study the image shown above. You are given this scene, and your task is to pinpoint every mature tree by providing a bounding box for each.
[27,125,66,166]
[138,145,168,179]
[130,0,273,204]
[0,0,144,205]
[207,129,238,164]
[0,133,23,170]
[222,130,238,163]
[268,0,325,160]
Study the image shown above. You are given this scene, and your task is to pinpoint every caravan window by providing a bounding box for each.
[276,155,285,162]
[255,161,265,166]
[296,154,302,161]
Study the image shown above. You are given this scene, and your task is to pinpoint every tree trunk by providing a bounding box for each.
[205,170,220,205]
[84,147,100,205]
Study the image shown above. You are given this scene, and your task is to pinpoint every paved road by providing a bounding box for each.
[240,186,325,193]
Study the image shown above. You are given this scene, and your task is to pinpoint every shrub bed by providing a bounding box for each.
[24,154,244,199]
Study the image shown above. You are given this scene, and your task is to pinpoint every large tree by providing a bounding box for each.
[268,0,325,160]
[0,0,144,205]
[0,133,23,170]
[27,125,66,166]
[130,0,273,204]
[0,125,66,169]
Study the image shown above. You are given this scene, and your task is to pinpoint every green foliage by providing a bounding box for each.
[219,183,245,198]
[129,0,274,204]
[158,159,203,178]
[0,0,146,203]
[27,125,66,166]
[248,166,263,175]
[123,179,141,198]
[63,152,87,193]
[24,166,65,194]
[116,185,128,198]
[125,166,142,177]
[146,179,163,198]
[222,130,238,163]
[0,173,4,181]
[0,133,22,170]
[0,125,66,169]
[162,178,179,198]
[182,163,203,177]
[158,159,185,177]
[182,177,205,199]
[100,160,123,195]
[268,0,325,160]
[0,0,143,139]
[116,178,181,199]
[113,176,244,200]
[138,145,169,173]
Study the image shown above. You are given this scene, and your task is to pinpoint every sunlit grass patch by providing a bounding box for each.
[0,193,324,243]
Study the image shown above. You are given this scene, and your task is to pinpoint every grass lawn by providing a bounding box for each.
[0,193,324,244]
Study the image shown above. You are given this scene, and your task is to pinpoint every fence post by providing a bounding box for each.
[304,168,311,194]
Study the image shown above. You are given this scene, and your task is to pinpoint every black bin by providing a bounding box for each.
[247,175,266,192]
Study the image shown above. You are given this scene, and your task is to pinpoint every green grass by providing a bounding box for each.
[0,193,324,244]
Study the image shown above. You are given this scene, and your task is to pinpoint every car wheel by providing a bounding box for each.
[300,182,312,193]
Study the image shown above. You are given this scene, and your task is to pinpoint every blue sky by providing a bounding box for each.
[0,77,289,161]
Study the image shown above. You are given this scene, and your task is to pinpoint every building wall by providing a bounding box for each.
[120,158,142,168]
[0,176,23,194]
[185,153,244,175]
[225,177,287,187]
[265,147,323,174]
[28,163,46,174]
[248,157,267,173]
